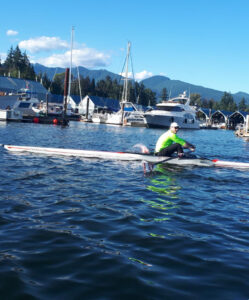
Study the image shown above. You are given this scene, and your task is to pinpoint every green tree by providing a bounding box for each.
[190,93,201,107]
[42,73,52,91]
[90,78,96,96]
[4,46,14,69]
[160,88,168,101]
[3,46,35,80]
[238,97,247,111]
[50,73,64,94]
[219,92,236,111]
[208,98,216,109]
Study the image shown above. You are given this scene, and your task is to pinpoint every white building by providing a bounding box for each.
[78,95,120,116]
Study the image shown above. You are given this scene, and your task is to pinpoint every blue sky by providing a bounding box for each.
[1,0,249,94]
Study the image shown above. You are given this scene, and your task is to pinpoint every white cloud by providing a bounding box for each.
[118,70,153,81]
[36,47,110,68]
[0,52,7,61]
[135,70,153,81]
[6,30,18,36]
[119,71,134,79]
[19,36,69,53]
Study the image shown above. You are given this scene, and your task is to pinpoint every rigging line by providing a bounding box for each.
[118,55,127,101]
[47,68,58,92]
[68,26,75,100]
[130,46,137,104]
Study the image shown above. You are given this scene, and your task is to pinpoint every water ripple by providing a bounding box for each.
[1,123,249,299]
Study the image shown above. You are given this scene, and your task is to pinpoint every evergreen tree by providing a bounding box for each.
[190,93,201,107]
[219,92,235,111]
[160,88,168,101]
[3,46,35,80]
[238,97,247,111]
[13,46,23,70]
[42,73,52,91]
[50,73,64,94]
[213,101,220,110]
[4,46,14,69]
[208,98,216,109]
[90,79,96,95]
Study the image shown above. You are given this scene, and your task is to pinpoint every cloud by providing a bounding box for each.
[19,36,69,53]
[6,30,18,36]
[119,70,153,81]
[119,72,134,79]
[36,47,111,68]
[135,70,153,81]
[0,52,7,62]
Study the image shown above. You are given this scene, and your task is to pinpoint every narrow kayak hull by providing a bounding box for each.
[5,145,249,168]
[212,159,249,169]
[3,144,213,166]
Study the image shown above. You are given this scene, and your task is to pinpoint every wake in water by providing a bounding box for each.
[131,144,154,174]
[131,144,150,154]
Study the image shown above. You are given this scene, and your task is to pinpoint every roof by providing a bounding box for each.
[50,94,81,104]
[49,94,125,112]
[198,108,216,117]
[0,76,48,100]
[0,95,19,109]
[88,95,120,112]
[229,110,249,118]
[211,110,232,117]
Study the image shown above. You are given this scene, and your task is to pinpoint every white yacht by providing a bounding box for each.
[144,91,200,129]
[13,88,41,117]
[0,89,41,121]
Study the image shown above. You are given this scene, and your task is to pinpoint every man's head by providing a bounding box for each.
[170,122,180,133]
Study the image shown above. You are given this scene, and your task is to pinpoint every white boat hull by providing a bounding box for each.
[4,145,249,169]
[0,110,8,120]
[144,114,200,129]
[4,144,212,166]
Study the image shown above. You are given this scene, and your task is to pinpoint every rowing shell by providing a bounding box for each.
[3,144,249,168]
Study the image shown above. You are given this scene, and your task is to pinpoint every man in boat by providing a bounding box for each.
[155,122,196,158]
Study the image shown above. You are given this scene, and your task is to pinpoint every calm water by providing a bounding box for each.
[1,121,249,299]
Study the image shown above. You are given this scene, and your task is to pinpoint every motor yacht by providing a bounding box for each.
[144,91,200,129]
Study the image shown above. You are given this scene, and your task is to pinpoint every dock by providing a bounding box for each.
[235,115,249,138]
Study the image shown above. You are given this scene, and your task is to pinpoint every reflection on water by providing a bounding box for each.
[141,164,181,223]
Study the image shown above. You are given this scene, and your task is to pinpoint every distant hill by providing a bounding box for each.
[33,64,249,104]
[33,63,122,83]
[141,75,249,104]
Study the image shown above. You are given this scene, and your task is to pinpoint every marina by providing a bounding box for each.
[1,121,249,299]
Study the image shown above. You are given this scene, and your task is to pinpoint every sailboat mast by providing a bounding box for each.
[68,26,74,103]
[63,68,70,120]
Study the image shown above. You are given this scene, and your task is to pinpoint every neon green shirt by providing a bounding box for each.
[155,130,186,153]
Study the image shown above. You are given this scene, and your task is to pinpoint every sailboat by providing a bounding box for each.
[105,42,146,126]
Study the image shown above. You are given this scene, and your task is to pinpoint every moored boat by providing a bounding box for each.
[144,91,200,129]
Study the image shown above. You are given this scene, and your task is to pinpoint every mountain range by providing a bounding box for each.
[33,63,249,104]
[33,63,122,84]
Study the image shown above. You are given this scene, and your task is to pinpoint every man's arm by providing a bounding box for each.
[183,142,196,151]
